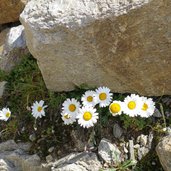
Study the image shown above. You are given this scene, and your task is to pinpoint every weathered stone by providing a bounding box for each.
[0,0,27,24]
[156,136,171,171]
[148,132,154,149]
[46,155,53,163]
[113,123,123,139]
[20,0,171,96]
[29,133,36,142]
[153,108,162,118]
[0,140,50,171]
[129,140,136,162]
[51,152,102,171]
[0,159,14,171]
[98,138,121,164]
[137,147,149,160]
[165,127,171,136]
[48,147,55,153]
[0,25,28,72]
[137,134,148,147]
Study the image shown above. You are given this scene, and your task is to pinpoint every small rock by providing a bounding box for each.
[163,127,167,132]
[152,161,156,166]
[129,140,136,162]
[5,25,26,51]
[51,152,102,171]
[0,25,28,72]
[0,81,6,98]
[148,132,154,149]
[140,134,148,147]
[0,159,14,171]
[48,147,55,153]
[120,143,128,154]
[153,108,162,118]
[137,147,149,160]
[29,134,36,142]
[113,123,123,139]
[165,127,171,136]
[123,145,128,154]
[134,144,140,149]
[46,155,53,163]
[98,138,121,164]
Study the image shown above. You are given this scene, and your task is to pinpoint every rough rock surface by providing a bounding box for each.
[20,0,171,96]
[0,25,28,71]
[50,152,102,171]
[98,138,121,164]
[0,0,27,24]
[156,136,171,171]
[0,140,50,171]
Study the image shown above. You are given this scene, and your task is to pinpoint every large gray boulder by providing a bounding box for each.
[20,0,171,96]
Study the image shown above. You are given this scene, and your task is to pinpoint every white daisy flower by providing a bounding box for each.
[94,86,113,107]
[61,111,76,125]
[109,101,123,116]
[81,90,97,107]
[139,97,155,118]
[0,108,11,121]
[123,94,143,117]
[62,98,80,115]
[31,100,47,119]
[77,106,99,128]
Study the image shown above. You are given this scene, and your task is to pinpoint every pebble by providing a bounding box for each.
[46,155,53,163]
[153,108,162,118]
[129,140,135,161]
[48,147,55,153]
[29,134,36,142]
[134,144,140,149]
[113,123,123,139]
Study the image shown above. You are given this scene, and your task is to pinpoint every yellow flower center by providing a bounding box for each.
[109,103,121,114]
[69,104,76,112]
[37,106,42,112]
[142,103,148,111]
[99,93,107,101]
[64,114,70,119]
[87,96,93,102]
[83,112,92,121]
[6,112,11,118]
[128,101,136,110]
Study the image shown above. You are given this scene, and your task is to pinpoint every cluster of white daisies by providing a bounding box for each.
[61,87,155,128]
[0,87,155,129]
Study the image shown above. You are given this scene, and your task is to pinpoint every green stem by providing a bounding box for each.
[160,103,167,128]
